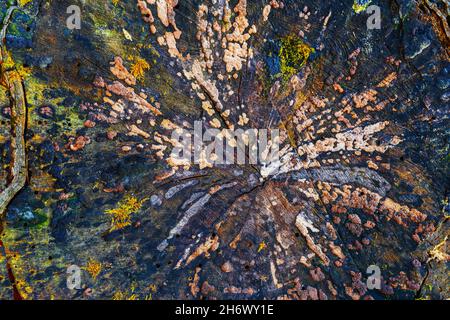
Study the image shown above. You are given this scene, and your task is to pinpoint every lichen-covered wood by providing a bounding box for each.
[0,0,448,300]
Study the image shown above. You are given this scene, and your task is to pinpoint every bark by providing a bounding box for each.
[0,6,27,222]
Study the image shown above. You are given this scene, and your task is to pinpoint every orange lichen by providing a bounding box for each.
[130,57,151,80]
[185,235,220,266]
[189,267,201,297]
[84,259,102,280]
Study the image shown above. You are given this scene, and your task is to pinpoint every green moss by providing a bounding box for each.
[279,35,314,81]
[32,208,51,230]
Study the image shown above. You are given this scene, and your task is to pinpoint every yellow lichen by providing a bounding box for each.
[1,51,33,82]
[149,284,157,293]
[8,252,33,299]
[105,195,147,231]
[84,259,102,280]
[353,0,372,14]
[279,35,314,81]
[257,241,267,252]
[16,64,32,79]
[2,51,16,70]
[112,290,138,300]
[15,279,33,299]
[130,57,151,80]
[18,0,33,7]
[427,236,449,263]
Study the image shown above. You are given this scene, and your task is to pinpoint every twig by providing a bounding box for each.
[0,5,28,219]
[0,6,18,43]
